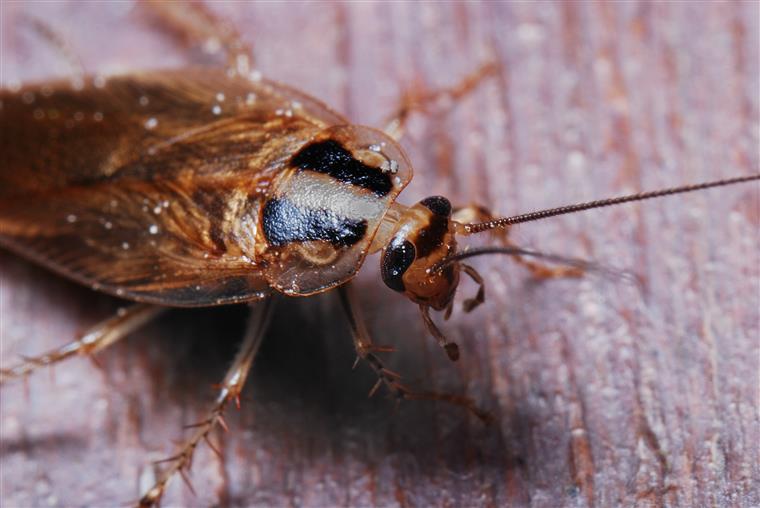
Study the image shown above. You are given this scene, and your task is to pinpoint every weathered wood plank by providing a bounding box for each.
[1,2,757,507]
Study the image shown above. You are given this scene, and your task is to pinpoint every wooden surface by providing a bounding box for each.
[1,2,758,507]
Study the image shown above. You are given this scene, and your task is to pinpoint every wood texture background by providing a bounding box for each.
[1,2,758,507]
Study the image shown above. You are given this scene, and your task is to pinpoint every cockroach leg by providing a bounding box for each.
[383,62,499,141]
[453,205,584,279]
[139,299,274,507]
[461,263,485,313]
[337,283,397,373]
[141,0,255,76]
[419,305,460,362]
[443,300,455,321]
[18,13,85,81]
[0,304,164,385]
[337,284,489,421]
[501,232,585,279]
[509,252,585,279]
[400,388,494,424]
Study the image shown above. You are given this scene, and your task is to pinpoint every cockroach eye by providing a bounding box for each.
[381,240,416,292]
[420,195,452,217]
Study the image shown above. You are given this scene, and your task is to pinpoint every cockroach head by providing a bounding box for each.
[380,195,461,310]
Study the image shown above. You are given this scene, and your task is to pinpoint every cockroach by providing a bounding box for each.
[1,3,758,506]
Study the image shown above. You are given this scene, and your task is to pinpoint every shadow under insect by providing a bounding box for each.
[1,253,531,497]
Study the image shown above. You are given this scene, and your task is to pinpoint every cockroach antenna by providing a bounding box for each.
[460,174,760,234]
[428,173,760,274]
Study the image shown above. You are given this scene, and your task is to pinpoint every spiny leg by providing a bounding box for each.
[383,62,499,141]
[141,0,255,76]
[337,283,395,363]
[0,304,164,385]
[138,298,274,507]
[337,284,490,422]
[453,205,584,279]
[337,283,399,393]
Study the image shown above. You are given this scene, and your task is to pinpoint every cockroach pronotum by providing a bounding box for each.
[1,3,758,506]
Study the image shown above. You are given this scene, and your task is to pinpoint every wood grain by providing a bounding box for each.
[1,2,758,507]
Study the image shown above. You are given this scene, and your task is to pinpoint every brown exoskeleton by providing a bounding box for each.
[1,2,758,506]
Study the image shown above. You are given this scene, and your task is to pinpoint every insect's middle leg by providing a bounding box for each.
[453,205,584,279]
[139,298,274,507]
[383,62,499,141]
[0,304,165,385]
[140,0,255,76]
[337,284,491,423]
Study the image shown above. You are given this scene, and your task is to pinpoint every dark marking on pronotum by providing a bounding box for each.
[262,197,367,248]
[291,139,393,197]
[421,196,452,217]
[381,239,416,292]
[414,214,448,258]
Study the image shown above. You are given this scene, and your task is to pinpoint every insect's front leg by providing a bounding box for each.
[337,284,491,423]
[140,0,255,76]
[139,298,274,507]
[0,304,165,385]
[383,62,499,141]
[460,263,486,313]
[453,205,584,279]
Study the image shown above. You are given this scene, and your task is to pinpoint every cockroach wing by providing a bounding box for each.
[0,69,349,306]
